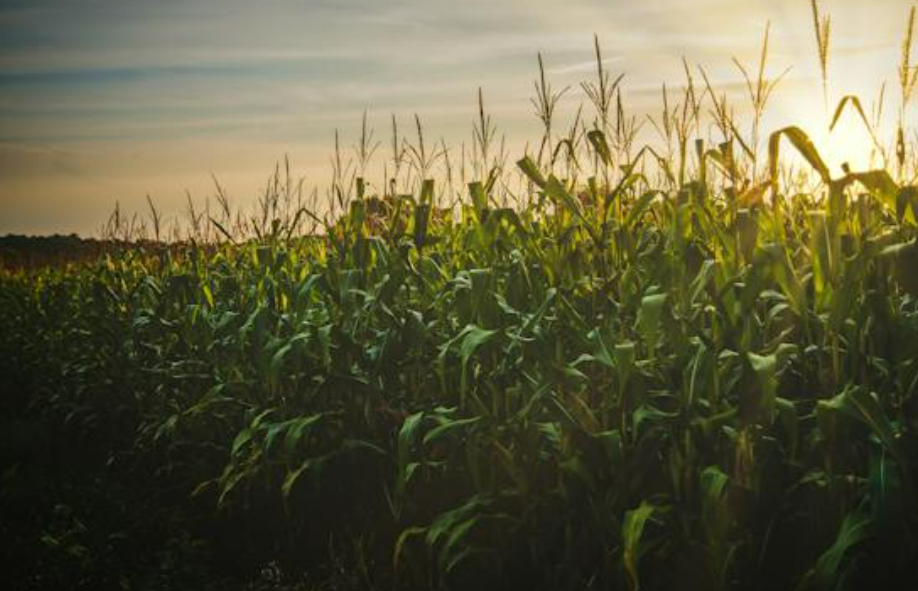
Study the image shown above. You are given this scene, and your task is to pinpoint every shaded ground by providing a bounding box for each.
[0,413,362,591]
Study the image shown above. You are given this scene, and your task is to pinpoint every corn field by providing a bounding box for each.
[3,8,918,591]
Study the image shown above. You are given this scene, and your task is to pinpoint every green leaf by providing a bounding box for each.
[459,326,498,366]
[818,387,903,465]
[439,516,478,572]
[397,412,424,477]
[281,461,310,503]
[202,283,214,308]
[516,155,547,189]
[637,293,667,354]
[622,501,658,591]
[896,185,918,224]
[744,352,777,423]
[843,170,898,209]
[422,416,481,446]
[468,182,489,218]
[700,465,729,506]
[587,129,614,167]
[284,414,323,457]
[584,328,615,369]
[812,509,874,591]
[419,178,435,205]
[457,325,499,407]
[736,208,758,262]
[700,465,730,538]
[769,126,831,187]
[231,428,253,456]
[544,175,602,244]
[755,243,808,318]
[624,191,661,229]
[425,496,487,549]
[830,96,872,136]
[881,239,918,297]
[393,526,427,569]
[614,341,636,370]
[414,203,432,249]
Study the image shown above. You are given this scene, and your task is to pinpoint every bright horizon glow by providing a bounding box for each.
[0,0,915,236]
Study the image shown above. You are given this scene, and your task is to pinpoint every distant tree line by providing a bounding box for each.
[0,234,109,271]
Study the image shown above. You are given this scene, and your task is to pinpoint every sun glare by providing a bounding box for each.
[770,84,885,180]
[818,111,877,175]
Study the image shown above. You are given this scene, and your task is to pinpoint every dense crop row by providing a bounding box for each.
[4,122,918,588]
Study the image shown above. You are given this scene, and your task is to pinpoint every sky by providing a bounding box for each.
[0,0,914,236]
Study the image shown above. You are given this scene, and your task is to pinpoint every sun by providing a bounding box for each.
[773,95,880,179]
[817,110,880,175]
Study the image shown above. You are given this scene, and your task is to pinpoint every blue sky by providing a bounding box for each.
[0,0,912,235]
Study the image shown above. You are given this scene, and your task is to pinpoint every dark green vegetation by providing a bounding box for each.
[4,142,918,590]
[0,235,113,271]
[3,9,918,590]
